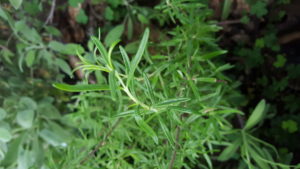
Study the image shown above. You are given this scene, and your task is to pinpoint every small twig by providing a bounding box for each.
[237,114,245,128]
[79,118,122,165]
[168,125,181,169]
[218,19,241,26]
[44,0,56,26]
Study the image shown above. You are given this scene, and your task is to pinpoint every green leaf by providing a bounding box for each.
[68,0,84,7]
[143,72,155,103]
[76,9,88,24]
[104,24,124,46]
[0,6,8,20]
[218,138,241,161]
[155,98,190,107]
[109,71,118,100]
[9,0,23,9]
[127,28,150,86]
[104,6,114,21]
[25,50,36,67]
[37,103,61,120]
[39,129,67,147]
[91,36,108,63]
[16,109,34,129]
[273,54,286,68]
[250,1,268,18]
[120,46,131,74]
[244,99,266,130]
[201,50,227,60]
[53,83,110,92]
[0,108,7,120]
[48,41,84,55]
[134,115,158,144]
[158,116,174,147]
[0,128,12,142]
[197,77,217,83]
[19,97,37,110]
[55,58,73,77]
[281,120,298,133]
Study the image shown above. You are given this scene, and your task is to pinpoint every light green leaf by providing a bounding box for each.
[143,72,155,103]
[155,98,190,107]
[0,6,8,20]
[39,129,67,147]
[75,9,88,24]
[16,110,34,129]
[158,116,174,147]
[19,97,37,110]
[0,108,7,120]
[127,28,150,86]
[9,0,23,9]
[134,115,158,144]
[55,58,73,77]
[244,99,266,130]
[25,50,36,67]
[109,71,118,100]
[53,83,110,92]
[0,128,12,142]
[197,77,217,83]
[104,24,124,47]
[91,36,108,63]
[119,46,131,74]
[201,50,227,60]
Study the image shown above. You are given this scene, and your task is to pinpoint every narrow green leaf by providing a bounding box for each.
[91,36,108,64]
[244,99,266,130]
[0,6,8,20]
[158,116,174,147]
[155,98,190,107]
[169,106,194,114]
[201,50,227,60]
[109,71,118,100]
[218,138,241,161]
[143,72,155,103]
[16,110,34,129]
[197,77,217,83]
[134,115,158,144]
[120,46,131,74]
[127,28,150,86]
[53,83,110,92]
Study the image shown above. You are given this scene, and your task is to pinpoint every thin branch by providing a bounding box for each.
[79,118,122,165]
[168,125,181,169]
[44,0,56,26]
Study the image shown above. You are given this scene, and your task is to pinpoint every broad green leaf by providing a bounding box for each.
[218,138,241,161]
[17,147,31,169]
[48,41,66,53]
[48,41,84,55]
[55,58,73,77]
[127,28,150,86]
[0,108,7,120]
[25,50,36,67]
[244,100,266,130]
[75,9,88,24]
[155,98,190,107]
[9,0,23,9]
[0,6,8,20]
[39,129,67,147]
[16,110,34,129]
[134,115,158,144]
[53,83,110,92]
[0,128,12,142]
[104,24,124,46]
[37,103,61,120]
[19,97,37,110]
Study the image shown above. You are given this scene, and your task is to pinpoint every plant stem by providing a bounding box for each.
[168,125,181,169]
